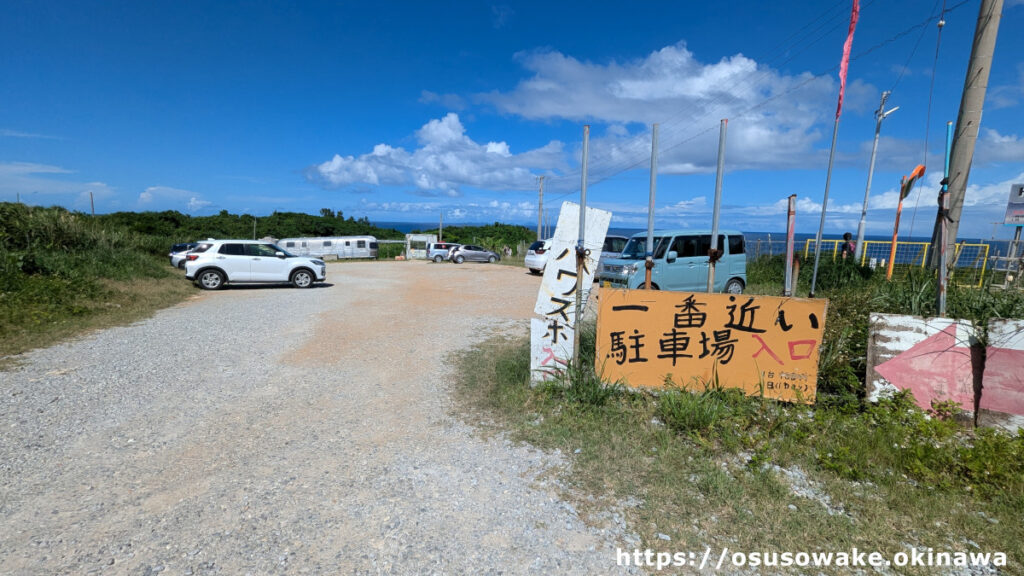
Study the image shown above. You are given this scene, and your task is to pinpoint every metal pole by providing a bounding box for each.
[809,117,841,298]
[573,125,589,368]
[937,121,954,315]
[784,195,796,296]
[708,119,727,293]
[855,92,898,261]
[537,176,545,241]
[1010,226,1022,282]
[439,212,443,242]
[930,0,1004,269]
[645,124,658,289]
[90,191,95,216]
[886,189,905,281]
[253,216,257,240]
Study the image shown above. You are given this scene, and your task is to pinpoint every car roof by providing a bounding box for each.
[200,239,270,244]
[628,229,743,238]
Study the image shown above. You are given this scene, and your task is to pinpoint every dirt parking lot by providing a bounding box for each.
[0,260,637,575]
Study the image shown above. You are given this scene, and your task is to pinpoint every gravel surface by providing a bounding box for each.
[1,260,641,575]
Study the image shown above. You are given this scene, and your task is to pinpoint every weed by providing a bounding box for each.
[454,334,1024,570]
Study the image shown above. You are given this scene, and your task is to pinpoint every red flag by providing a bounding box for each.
[835,0,860,119]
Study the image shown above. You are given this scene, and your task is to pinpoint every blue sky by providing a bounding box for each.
[2,1,1023,239]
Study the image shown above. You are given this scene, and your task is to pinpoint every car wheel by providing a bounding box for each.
[636,282,659,290]
[454,256,465,264]
[724,278,744,294]
[488,255,496,263]
[291,269,314,288]
[177,260,186,270]
[433,255,443,263]
[197,269,225,290]
[529,268,540,275]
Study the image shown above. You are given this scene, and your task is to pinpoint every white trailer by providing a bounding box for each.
[278,236,378,259]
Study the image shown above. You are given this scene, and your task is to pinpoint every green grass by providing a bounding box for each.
[1,203,197,360]
[455,338,1023,574]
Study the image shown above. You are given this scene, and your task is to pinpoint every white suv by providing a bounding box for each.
[184,239,327,290]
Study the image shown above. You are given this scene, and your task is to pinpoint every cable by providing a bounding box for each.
[908,0,951,238]
[540,0,858,193]
[543,0,973,205]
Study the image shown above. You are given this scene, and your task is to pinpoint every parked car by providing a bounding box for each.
[597,230,746,293]
[449,245,500,264]
[426,242,461,263]
[595,235,628,277]
[168,242,198,269]
[184,239,327,290]
[524,239,551,274]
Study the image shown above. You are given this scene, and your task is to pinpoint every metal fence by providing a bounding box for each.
[797,239,990,287]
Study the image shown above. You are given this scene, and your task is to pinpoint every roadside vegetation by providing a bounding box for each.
[0,203,415,359]
[456,256,1024,573]
[0,203,196,359]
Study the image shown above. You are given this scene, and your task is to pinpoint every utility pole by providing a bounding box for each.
[855,92,898,261]
[572,126,590,368]
[707,119,727,293]
[930,0,1003,269]
[537,175,545,240]
[645,124,658,289]
[90,191,95,216]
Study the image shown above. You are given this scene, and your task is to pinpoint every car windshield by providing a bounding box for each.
[619,236,666,260]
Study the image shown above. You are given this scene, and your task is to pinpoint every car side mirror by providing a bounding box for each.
[275,251,286,258]
[666,251,678,263]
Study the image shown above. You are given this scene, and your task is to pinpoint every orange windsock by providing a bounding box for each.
[899,164,926,200]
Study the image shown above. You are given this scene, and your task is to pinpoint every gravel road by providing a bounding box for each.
[1,260,640,575]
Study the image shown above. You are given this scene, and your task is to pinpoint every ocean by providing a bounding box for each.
[373,221,1017,260]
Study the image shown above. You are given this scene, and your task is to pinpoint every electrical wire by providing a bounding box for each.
[907,0,952,238]
[539,0,858,197]
[541,0,975,212]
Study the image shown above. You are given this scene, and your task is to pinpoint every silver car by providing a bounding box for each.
[596,235,628,276]
[449,245,500,264]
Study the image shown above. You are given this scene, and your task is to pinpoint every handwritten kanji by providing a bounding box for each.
[674,295,707,329]
[725,296,766,333]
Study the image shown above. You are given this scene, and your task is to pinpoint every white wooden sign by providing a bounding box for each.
[530,201,611,382]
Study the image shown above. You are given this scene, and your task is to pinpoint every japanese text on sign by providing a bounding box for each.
[596,290,828,403]
[530,201,611,382]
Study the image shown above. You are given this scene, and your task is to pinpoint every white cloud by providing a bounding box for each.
[0,162,113,210]
[309,113,567,193]
[480,43,845,174]
[419,90,467,110]
[0,128,61,140]
[188,197,213,212]
[138,185,212,213]
[975,129,1024,164]
[357,195,539,222]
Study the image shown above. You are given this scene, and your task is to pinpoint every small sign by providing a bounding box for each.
[595,290,828,403]
[1005,183,1024,226]
[530,201,611,382]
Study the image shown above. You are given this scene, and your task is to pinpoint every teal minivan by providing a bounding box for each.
[597,229,746,293]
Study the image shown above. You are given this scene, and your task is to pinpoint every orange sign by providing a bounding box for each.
[595,290,829,403]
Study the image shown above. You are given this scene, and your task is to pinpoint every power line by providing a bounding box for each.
[909,0,952,237]
[544,0,975,206]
